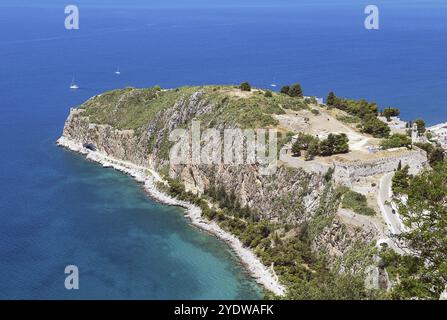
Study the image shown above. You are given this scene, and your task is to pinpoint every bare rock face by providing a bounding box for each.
[440,287,447,300]
[60,90,378,270]
[312,217,377,270]
[171,162,325,224]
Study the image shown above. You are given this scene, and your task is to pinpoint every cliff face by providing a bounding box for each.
[60,87,377,272]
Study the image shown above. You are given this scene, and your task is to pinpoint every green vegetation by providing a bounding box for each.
[264,90,273,98]
[305,96,318,105]
[291,133,318,156]
[160,177,375,300]
[326,91,335,106]
[414,119,426,135]
[291,133,349,160]
[336,114,361,124]
[289,83,303,98]
[198,86,311,129]
[280,86,290,95]
[81,87,196,131]
[326,92,390,138]
[414,142,445,166]
[200,93,276,128]
[81,85,312,136]
[280,83,303,98]
[311,108,320,116]
[382,107,400,120]
[380,134,412,150]
[240,81,252,91]
[341,190,376,216]
[361,115,391,138]
[392,165,410,194]
[319,133,349,156]
[385,162,447,299]
[329,94,378,118]
[324,167,335,182]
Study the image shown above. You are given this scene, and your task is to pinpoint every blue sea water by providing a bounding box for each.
[1,0,447,299]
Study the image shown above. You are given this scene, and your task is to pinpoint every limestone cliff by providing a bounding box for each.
[60,86,378,283]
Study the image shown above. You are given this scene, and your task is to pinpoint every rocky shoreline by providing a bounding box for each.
[56,136,286,297]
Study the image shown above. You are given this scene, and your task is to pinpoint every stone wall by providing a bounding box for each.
[281,142,428,186]
[333,148,428,186]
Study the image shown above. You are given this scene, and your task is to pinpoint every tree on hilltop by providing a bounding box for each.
[289,83,303,98]
[240,82,251,92]
[280,86,290,95]
[327,91,335,106]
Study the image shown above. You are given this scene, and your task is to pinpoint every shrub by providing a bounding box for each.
[380,134,412,149]
[336,115,361,124]
[361,116,390,138]
[342,191,376,216]
[305,140,320,160]
[240,82,251,91]
[280,86,290,95]
[320,133,349,156]
[392,165,410,194]
[327,91,335,106]
[414,142,445,166]
[382,107,400,119]
[311,108,320,115]
[324,167,335,182]
[291,132,349,159]
[264,90,273,98]
[414,119,426,135]
[292,132,318,152]
[289,83,303,98]
[291,144,301,157]
[327,93,391,137]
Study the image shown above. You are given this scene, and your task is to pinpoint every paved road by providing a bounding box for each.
[377,172,407,253]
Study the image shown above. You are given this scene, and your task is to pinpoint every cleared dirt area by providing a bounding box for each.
[275,107,411,163]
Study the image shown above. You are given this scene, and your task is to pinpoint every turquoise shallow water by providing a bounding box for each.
[0,141,261,299]
[1,0,447,299]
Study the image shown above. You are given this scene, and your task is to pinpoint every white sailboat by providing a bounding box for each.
[115,65,121,75]
[69,76,79,90]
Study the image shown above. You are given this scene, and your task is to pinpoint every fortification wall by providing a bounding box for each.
[333,148,428,185]
[281,144,428,186]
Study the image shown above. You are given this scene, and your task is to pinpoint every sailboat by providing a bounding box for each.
[115,65,121,75]
[270,78,277,87]
[69,76,79,90]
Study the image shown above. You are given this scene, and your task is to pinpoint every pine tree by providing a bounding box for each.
[280,86,290,95]
[240,81,251,91]
[389,163,447,299]
[327,91,335,106]
[289,83,303,97]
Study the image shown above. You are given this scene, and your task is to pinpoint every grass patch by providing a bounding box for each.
[81,86,200,131]
[341,191,376,216]
[336,115,361,124]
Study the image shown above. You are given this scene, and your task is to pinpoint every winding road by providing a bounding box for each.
[377,172,406,253]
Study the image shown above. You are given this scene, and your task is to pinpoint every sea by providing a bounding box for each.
[1,0,446,299]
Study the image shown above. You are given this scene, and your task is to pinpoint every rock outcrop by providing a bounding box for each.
[60,87,379,277]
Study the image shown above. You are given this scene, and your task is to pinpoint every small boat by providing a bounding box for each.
[115,66,121,75]
[70,76,79,89]
[270,83,277,87]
